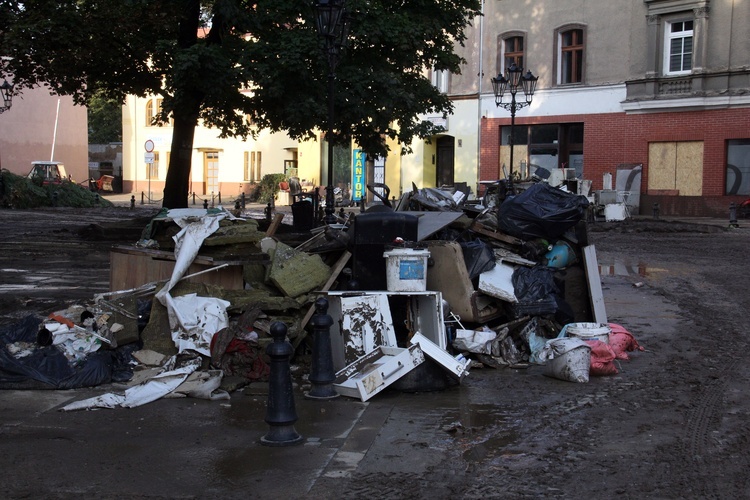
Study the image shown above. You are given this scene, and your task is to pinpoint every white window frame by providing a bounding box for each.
[431,68,449,94]
[663,18,693,76]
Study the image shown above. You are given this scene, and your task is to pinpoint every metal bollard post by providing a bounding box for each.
[241,192,246,209]
[306,298,339,400]
[729,202,739,227]
[141,192,145,205]
[653,202,660,220]
[218,192,222,205]
[338,207,345,220]
[261,322,303,446]
[192,192,196,205]
[264,202,273,221]
[203,198,208,209]
[130,195,135,210]
[211,191,215,208]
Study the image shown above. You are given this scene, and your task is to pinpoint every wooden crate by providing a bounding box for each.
[109,245,261,291]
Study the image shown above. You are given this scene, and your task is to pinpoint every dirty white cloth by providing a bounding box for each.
[154,210,232,356]
[452,327,497,354]
[61,355,227,410]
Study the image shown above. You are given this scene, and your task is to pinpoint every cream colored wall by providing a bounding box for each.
[0,87,88,181]
[449,99,480,193]
[122,95,297,195]
[297,135,322,187]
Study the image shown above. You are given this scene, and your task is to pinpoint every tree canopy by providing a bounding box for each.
[0,0,482,207]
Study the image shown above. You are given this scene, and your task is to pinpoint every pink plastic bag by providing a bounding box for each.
[585,340,618,376]
[608,323,644,360]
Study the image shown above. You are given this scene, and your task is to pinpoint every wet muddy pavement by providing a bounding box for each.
[1,206,749,499]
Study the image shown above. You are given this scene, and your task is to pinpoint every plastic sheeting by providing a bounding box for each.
[460,240,496,280]
[497,183,589,240]
[0,315,134,390]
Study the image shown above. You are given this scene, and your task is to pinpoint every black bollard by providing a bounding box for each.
[203,198,208,209]
[306,298,339,400]
[264,202,273,222]
[241,192,246,209]
[653,202,660,220]
[261,322,303,446]
[218,192,222,205]
[141,191,145,205]
[130,195,135,210]
[729,202,739,227]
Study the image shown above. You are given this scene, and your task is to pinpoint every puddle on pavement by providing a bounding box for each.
[440,404,519,461]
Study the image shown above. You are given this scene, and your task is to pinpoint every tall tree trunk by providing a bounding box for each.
[163,113,198,208]
[162,0,201,209]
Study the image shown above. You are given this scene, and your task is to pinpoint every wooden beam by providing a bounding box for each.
[265,213,285,237]
[469,220,524,246]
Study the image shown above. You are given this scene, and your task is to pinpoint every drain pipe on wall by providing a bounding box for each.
[475,0,485,198]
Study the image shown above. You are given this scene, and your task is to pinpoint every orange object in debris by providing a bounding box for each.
[47,314,74,328]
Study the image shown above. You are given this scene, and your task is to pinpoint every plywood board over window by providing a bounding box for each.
[647,141,703,196]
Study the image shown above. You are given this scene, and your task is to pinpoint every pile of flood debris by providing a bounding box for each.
[0,179,644,406]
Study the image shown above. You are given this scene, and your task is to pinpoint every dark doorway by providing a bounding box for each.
[436,136,455,187]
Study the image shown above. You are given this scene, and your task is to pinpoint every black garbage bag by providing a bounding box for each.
[513,265,558,302]
[0,314,132,390]
[498,183,589,240]
[460,240,496,280]
[511,265,575,323]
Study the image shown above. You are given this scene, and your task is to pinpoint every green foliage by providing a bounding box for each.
[88,90,123,144]
[256,173,287,204]
[0,170,114,209]
[0,0,482,206]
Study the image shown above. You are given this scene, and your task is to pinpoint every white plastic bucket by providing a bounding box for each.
[383,248,430,292]
[567,322,611,344]
[543,338,591,383]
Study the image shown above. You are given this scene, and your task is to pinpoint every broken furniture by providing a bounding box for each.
[424,241,503,324]
[109,245,267,291]
[326,290,446,372]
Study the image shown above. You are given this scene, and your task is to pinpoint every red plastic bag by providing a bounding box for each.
[608,323,644,360]
[585,340,618,376]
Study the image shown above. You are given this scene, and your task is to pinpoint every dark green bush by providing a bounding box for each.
[0,170,114,209]
[256,173,287,203]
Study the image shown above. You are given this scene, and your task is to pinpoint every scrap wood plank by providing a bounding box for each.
[582,244,607,324]
[265,213,285,236]
[469,220,524,246]
[292,250,352,351]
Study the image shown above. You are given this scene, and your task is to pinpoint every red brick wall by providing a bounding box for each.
[480,107,750,216]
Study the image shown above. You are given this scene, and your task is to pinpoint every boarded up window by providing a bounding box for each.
[647,141,703,196]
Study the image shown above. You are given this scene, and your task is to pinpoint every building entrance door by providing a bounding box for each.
[436,136,455,187]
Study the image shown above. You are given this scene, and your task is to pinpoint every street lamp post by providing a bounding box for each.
[315,0,351,225]
[491,63,538,180]
[0,79,13,114]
